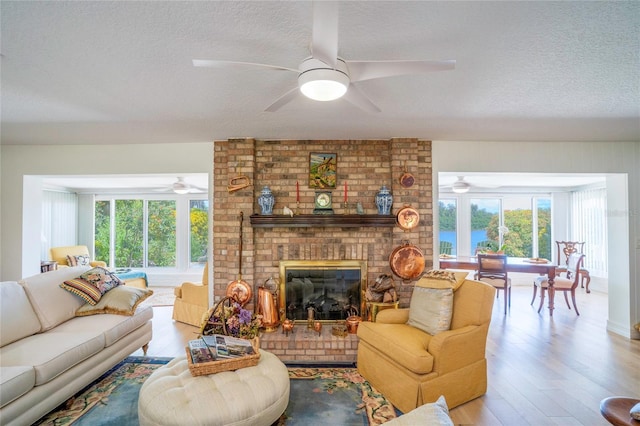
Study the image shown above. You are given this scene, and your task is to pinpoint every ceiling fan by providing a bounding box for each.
[154,177,206,194]
[443,176,501,193]
[193,1,455,113]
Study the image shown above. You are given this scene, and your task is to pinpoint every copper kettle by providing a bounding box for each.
[257,286,279,332]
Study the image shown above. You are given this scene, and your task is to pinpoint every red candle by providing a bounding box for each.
[344,181,348,202]
[296,181,300,202]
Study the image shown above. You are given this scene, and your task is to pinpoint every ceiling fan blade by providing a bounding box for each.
[342,84,381,113]
[192,59,298,73]
[264,87,300,112]
[311,1,338,67]
[347,60,456,82]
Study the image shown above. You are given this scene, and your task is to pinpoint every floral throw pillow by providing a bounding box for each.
[60,267,123,305]
[66,254,90,267]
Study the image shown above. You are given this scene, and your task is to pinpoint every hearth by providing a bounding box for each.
[278,260,367,323]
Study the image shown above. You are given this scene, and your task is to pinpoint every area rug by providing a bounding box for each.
[279,367,397,425]
[34,359,397,425]
[145,287,176,306]
[33,357,171,426]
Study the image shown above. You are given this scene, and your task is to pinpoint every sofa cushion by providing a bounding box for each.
[407,278,453,335]
[60,266,123,305]
[0,281,42,346]
[0,331,105,386]
[357,321,434,374]
[19,266,91,331]
[57,303,153,347]
[0,366,35,408]
[384,395,453,426]
[75,286,152,317]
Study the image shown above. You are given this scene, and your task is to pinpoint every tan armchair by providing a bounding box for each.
[49,245,107,269]
[357,278,495,413]
[172,263,209,327]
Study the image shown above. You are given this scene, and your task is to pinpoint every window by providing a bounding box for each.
[190,200,209,267]
[571,187,607,275]
[148,200,176,267]
[95,196,207,271]
[439,195,551,258]
[535,198,552,261]
[438,199,457,255]
[470,198,500,255]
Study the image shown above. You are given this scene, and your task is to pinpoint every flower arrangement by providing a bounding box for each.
[201,298,262,339]
[498,226,509,253]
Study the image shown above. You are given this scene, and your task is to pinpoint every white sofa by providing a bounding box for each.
[0,266,153,426]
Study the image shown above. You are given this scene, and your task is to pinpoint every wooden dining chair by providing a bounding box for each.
[532,253,585,315]
[477,254,511,314]
[556,241,591,293]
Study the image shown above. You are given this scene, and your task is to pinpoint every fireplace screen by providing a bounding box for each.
[278,260,367,323]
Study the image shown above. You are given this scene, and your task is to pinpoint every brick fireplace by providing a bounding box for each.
[212,138,434,362]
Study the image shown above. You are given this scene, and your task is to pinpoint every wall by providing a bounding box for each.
[0,143,213,280]
[1,140,637,338]
[433,141,639,338]
[212,138,433,310]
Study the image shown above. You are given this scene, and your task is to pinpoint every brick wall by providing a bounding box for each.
[213,138,434,312]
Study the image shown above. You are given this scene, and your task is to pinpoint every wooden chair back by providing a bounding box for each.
[556,241,585,266]
[477,254,508,281]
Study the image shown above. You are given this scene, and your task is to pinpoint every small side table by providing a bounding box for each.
[600,397,640,426]
[40,261,58,273]
[367,301,399,322]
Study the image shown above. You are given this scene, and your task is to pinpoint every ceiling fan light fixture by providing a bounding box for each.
[172,178,191,194]
[298,58,350,101]
[299,69,349,101]
[452,180,470,194]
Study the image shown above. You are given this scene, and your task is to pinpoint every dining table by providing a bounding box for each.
[438,256,559,315]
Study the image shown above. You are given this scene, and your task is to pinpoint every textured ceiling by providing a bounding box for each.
[1,1,638,146]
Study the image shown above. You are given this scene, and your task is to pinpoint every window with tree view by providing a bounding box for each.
[95,197,208,270]
[438,195,551,259]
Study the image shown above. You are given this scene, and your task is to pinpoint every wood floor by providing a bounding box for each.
[132,284,640,426]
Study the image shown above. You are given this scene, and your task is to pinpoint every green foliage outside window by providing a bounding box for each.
[115,200,144,267]
[148,200,176,267]
[95,198,207,268]
[485,208,551,258]
[190,200,209,263]
[95,201,110,263]
[470,203,495,231]
[438,200,551,259]
[438,201,456,231]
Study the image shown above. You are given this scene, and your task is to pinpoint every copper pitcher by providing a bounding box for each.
[257,286,279,332]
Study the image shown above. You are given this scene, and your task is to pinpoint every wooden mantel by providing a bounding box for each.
[249,214,396,228]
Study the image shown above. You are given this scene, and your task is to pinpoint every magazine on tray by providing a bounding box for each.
[188,339,216,363]
[201,334,256,359]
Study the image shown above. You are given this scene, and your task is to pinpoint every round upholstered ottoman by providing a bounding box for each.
[138,350,290,426]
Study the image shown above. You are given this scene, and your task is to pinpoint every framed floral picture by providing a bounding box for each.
[309,152,337,189]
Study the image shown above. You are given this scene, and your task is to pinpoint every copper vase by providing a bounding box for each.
[257,286,279,332]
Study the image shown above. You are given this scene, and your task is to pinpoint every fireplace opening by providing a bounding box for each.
[278,260,367,323]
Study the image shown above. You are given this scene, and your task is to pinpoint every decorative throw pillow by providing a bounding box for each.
[60,267,123,305]
[407,277,454,335]
[66,254,90,267]
[421,269,468,291]
[384,395,453,426]
[76,286,153,316]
